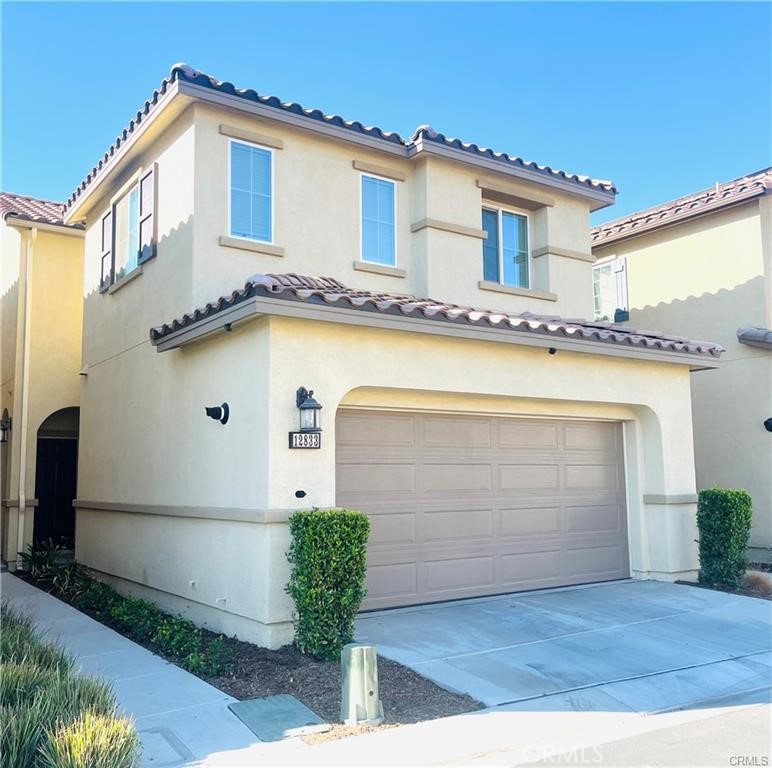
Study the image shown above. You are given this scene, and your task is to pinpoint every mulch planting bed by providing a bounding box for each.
[206,637,482,743]
[18,572,482,742]
[675,577,772,601]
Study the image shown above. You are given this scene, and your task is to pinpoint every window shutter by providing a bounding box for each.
[100,210,113,291]
[138,166,156,264]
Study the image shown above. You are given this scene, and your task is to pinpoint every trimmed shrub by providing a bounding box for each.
[39,712,139,768]
[286,508,370,660]
[697,488,753,587]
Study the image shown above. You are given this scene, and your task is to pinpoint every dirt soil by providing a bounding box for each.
[206,638,482,743]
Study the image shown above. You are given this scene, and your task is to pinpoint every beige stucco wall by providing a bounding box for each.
[594,200,772,558]
[0,223,84,563]
[76,310,701,648]
[189,103,596,318]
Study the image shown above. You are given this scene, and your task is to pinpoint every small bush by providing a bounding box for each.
[39,712,139,768]
[697,488,753,587]
[286,508,370,660]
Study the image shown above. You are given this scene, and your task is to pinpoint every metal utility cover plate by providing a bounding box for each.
[227,694,331,742]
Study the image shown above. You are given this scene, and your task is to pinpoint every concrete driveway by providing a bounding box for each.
[355,580,772,712]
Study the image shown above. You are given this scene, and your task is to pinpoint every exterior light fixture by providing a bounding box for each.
[290,388,322,449]
[0,410,11,444]
[765,417,772,433]
[205,403,229,425]
[296,387,322,433]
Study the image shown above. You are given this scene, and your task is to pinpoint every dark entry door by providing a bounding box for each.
[34,438,77,547]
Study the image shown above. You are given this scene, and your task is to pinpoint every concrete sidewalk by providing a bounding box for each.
[1,573,258,767]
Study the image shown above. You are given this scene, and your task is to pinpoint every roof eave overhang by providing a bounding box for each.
[151,295,720,371]
[4,216,85,237]
[63,79,184,224]
[410,139,617,212]
[177,81,615,208]
[592,190,769,249]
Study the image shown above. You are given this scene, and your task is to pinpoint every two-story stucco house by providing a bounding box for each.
[1,194,85,567]
[592,169,772,563]
[61,64,723,648]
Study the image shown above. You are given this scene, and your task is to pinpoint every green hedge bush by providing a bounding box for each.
[697,488,753,587]
[286,508,370,660]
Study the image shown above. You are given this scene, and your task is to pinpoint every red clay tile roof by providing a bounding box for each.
[65,63,616,216]
[149,272,724,360]
[591,168,772,246]
[0,192,82,229]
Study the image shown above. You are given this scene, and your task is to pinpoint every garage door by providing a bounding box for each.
[336,410,629,610]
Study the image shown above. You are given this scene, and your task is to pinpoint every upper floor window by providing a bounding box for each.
[100,167,155,291]
[482,207,529,289]
[361,174,395,266]
[592,256,628,321]
[230,140,272,242]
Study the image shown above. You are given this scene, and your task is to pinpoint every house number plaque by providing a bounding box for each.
[289,431,321,449]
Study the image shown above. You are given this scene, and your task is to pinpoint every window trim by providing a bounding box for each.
[481,203,532,290]
[592,253,628,321]
[99,165,156,293]
[359,171,397,268]
[227,137,275,245]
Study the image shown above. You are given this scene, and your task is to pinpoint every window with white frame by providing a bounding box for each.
[361,174,396,266]
[592,256,628,321]
[230,140,273,242]
[100,167,155,291]
[481,207,529,288]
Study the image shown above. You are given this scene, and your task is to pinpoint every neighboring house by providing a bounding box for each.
[592,169,772,563]
[0,193,85,566]
[58,63,723,648]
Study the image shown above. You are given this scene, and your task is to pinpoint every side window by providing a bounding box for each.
[481,207,529,288]
[361,175,396,266]
[230,140,272,242]
[100,166,156,292]
[592,256,628,321]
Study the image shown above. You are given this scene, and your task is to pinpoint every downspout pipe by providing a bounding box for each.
[15,227,35,568]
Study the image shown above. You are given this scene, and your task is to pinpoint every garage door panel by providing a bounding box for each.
[564,464,620,491]
[499,464,560,491]
[424,556,495,592]
[423,417,492,448]
[499,506,561,536]
[424,509,493,542]
[337,411,629,609]
[498,550,562,581]
[422,463,492,492]
[337,463,416,493]
[566,503,624,533]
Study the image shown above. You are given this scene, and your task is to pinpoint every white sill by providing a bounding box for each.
[219,235,285,257]
[478,280,557,302]
[353,261,406,278]
[107,265,143,294]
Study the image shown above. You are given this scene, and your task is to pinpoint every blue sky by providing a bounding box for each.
[2,2,769,223]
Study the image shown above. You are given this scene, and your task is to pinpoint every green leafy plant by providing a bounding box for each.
[18,540,63,584]
[697,488,753,587]
[0,604,138,768]
[286,508,370,660]
[39,712,139,768]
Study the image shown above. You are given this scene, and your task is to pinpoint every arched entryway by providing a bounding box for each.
[34,407,79,548]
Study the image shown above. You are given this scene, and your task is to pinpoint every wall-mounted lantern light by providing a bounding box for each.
[205,403,229,425]
[0,410,11,444]
[289,388,322,449]
[296,387,322,433]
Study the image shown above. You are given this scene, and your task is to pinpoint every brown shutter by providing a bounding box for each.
[138,166,156,264]
[100,210,113,291]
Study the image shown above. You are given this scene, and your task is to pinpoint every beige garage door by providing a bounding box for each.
[336,410,629,610]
